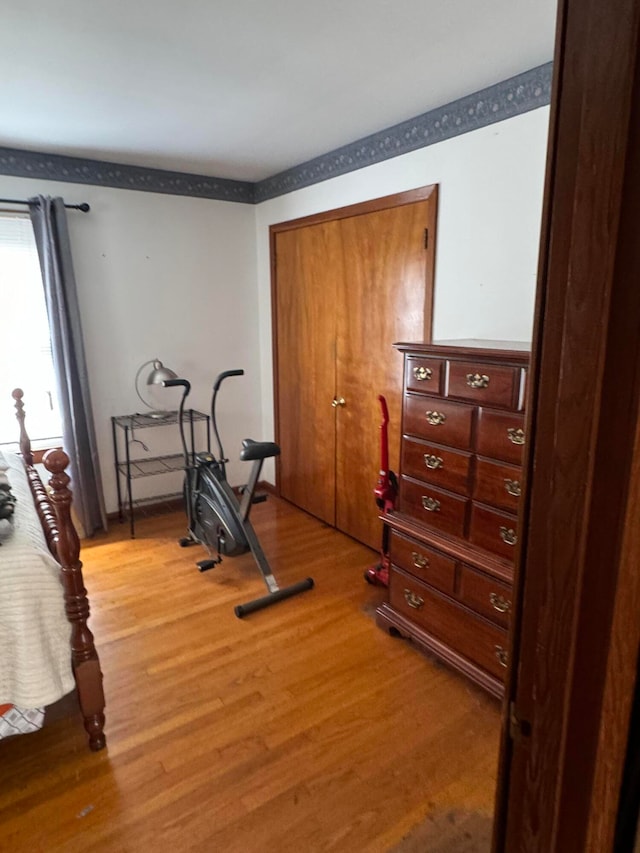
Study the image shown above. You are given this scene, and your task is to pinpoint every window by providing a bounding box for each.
[0,213,62,447]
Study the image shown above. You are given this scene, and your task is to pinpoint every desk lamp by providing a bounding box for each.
[135,358,178,418]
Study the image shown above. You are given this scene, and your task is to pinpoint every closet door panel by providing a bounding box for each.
[335,200,432,548]
[275,222,341,525]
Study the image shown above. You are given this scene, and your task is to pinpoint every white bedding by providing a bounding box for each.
[0,452,74,708]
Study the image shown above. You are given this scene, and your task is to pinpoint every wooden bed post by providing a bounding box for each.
[12,389,33,466]
[44,449,106,751]
[11,388,106,751]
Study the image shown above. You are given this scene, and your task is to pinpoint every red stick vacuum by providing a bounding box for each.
[364,395,398,586]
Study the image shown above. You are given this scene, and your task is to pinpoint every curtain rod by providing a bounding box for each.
[0,197,90,212]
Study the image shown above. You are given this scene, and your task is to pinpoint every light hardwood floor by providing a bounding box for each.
[0,498,501,852]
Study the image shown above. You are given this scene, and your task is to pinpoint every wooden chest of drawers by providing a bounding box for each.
[376,341,529,698]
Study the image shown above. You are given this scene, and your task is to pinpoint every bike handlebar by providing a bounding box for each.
[213,369,244,392]
[162,377,191,392]
[161,378,191,462]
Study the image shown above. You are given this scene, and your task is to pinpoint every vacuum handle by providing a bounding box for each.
[213,369,244,392]
[378,394,390,425]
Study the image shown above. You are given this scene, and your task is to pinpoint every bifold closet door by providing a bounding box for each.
[335,201,432,548]
[273,188,436,549]
[274,220,342,525]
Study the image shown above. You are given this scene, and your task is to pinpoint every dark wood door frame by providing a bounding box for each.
[269,185,438,497]
[495,0,640,849]
[268,184,438,232]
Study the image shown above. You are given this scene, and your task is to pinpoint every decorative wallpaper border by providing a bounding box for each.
[0,148,256,204]
[255,63,553,202]
[0,63,552,206]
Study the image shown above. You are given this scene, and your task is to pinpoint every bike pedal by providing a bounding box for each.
[197,559,220,572]
[251,493,268,504]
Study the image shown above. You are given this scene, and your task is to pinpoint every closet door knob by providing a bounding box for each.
[331,397,346,408]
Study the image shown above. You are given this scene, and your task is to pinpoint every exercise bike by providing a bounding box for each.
[164,370,314,618]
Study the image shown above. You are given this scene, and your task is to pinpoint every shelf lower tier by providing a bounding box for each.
[116,453,194,479]
[115,492,185,520]
[129,491,184,508]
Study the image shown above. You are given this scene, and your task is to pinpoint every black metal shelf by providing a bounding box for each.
[111,408,210,538]
[116,452,186,479]
[112,410,209,430]
[130,491,183,507]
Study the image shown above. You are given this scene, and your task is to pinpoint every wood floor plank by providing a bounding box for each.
[1,497,501,851]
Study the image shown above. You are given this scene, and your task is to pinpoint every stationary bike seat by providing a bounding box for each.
[240,438,281,461]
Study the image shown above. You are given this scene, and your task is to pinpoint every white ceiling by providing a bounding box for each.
[1,1,557,183]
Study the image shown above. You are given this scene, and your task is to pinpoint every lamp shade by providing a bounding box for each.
[135,358,178,416]
[147,360,178,385]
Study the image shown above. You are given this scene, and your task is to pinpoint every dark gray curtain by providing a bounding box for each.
[28,195,107,536]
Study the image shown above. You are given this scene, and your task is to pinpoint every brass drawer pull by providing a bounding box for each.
[425,410,446,426]
[404,589,424,610]
[466,373,490,389]
[499,526,518,546]
[495,646,509,668]
[422,496,441,512]
[331,397,346,408]
[504,478,521,497]
[424,454,444,470]
[411,551,429,570]
[507,427,525,446]
[413,366,433,381]
[489,592,512,613]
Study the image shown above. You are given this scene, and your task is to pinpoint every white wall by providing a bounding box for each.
[0,176,259,515]
[255,106,550,442]
[0,106,549,514]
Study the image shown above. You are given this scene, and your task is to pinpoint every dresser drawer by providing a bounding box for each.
[403,395,474,450]
[469,503,519,561]
[405,356,444,394]
[401,437,471,496]
[389,567,510,679]
[447,361,521,409]
[473,457,522,512]
[458,564,513,629]
[476,409,526,464]
[389,530,456,595]
[400,477,468,538]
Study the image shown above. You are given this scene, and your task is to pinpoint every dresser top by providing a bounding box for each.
[394,339,531,361]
